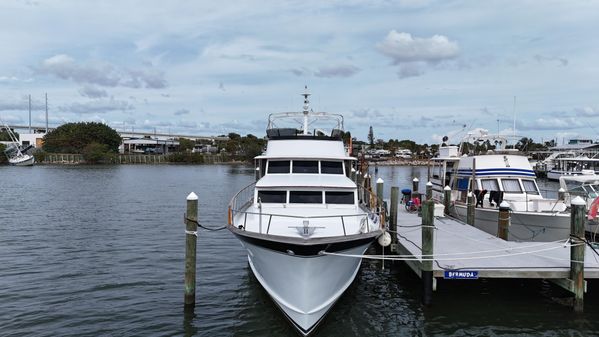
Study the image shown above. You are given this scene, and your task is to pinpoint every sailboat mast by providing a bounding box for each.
[28,94,31,133]
[45,93,48,133]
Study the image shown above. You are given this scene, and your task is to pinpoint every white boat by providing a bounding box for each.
[431,131,570,242]
[558,174,599,236]
[227,88,383,335]
[1,123,35,166]
[546,156,599,180]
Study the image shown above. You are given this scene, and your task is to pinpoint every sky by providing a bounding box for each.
[1,0,598,144]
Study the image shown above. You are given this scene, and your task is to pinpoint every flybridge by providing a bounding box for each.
[266,86,345,140]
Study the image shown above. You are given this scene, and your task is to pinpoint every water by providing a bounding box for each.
[1,165,598,336]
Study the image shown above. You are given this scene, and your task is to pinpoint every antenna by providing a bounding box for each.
[301,85,311,135]
[45,93,48,133]
[512,96,516,138]
[28,94,32,133]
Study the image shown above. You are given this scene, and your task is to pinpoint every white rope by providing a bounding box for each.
[185,230,198,237]
[323,242,583,262]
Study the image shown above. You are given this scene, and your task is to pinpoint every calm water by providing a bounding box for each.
[1,164,598,337]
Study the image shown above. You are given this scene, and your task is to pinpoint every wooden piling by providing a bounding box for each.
[255,167,260,181]
[412,177,419,197]
[497,201,510,240]
[570,196,586,312]
[425,181,433,201]
[466,192,475,226]
[376,178,384,207]
[184,192,199,308]
[558,188,566,201]
[443,186,451,215]
[350,167,356,182]
[390,187,399,252]
[421,199,434,306]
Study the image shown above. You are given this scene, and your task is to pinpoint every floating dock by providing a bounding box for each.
[395,206,599,279]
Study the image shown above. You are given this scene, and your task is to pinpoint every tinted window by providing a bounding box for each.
[321,161,344,174]
[481,179,499,191]
[501,179,522,193]
[292,160,318,173]
[325,191,354,204]
[522,180,539,195]
[258,191,286,203]
[289,191,322,203]
[268,160,290,173]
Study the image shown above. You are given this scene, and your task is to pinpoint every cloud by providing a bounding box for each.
[518,117,585,130]
[0,96,45,111]
[177,120,197,128]
[377,30,459,64]
[34,54,167,89]
[59,98,135,114]
[533,54,568,67]
[290,67,310,76]
[174,108,190,116]
[314,64,360,78]
[78,85,108,98]
[574,106,599,117]
[397,63,425,78]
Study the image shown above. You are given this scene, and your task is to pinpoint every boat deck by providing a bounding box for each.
[395,206,599,279]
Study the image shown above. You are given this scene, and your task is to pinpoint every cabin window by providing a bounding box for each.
[257,191,286,203]
[321,161,344,174]
[289,191,323,204]
[267,160,290,173]
[325,191,354,204]
[501,179,522,193]
[292,160,319,173]
[481,179,499,191]
[522,180,539,195]
[457,178,469,191]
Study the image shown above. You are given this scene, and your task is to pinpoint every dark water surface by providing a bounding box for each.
[1,165,598,336]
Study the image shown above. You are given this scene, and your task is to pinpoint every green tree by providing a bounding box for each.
[43,122,121,153]
[0,129,18,142]
[178,138,195,152]
[82,142,110,163]
[0,143,6,164]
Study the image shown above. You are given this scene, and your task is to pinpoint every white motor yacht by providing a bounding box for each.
[227,88,383,335]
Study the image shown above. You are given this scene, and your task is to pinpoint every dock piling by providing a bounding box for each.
[184,192,199,309]
[497,201,510,240]
[412,177,419,197]
[421,199,435,306]
[443,186,451,215]
[570,196,586,312]
[466,192,475,226]
[558,188,566,201]
[390,187,399,253]
[376,178,384,207]
[425,181,433,200]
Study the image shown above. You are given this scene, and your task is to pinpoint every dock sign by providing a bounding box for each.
[444,270,479,279]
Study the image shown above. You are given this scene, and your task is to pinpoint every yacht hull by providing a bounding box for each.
[232,231,376,336]
[9,155,35,166]
[452,204,570,242]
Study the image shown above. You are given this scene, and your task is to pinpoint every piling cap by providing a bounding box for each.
[444,185,451,191]
[364,173,369,178]
[499,201,510,209]
[426,181,433,186]
[255,167,260,170]
[467,191,473,197]
[413,177,419,182]
[571,196,586,206]
[187,192,198,201]
[558,187,565,192]
[376,178,384,183]
[351,167,356,172]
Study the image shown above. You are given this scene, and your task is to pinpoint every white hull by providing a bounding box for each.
[9,155,35,166]
[452,204,570,242]
[242,240,371,335]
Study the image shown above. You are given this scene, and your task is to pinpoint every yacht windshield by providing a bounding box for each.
[522,180,539,195]
[268,160,290,173]
[292,161,319,173]
[501,179,522,193]
[321,161,344,174]
[289,191,322,203]
[325,191,354,204]
[258,191,287,203]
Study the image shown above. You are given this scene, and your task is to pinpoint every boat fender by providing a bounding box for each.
[378,231,391,247]
[588,197,599,220]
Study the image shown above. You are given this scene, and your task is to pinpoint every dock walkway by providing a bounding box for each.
[395,207,599,279]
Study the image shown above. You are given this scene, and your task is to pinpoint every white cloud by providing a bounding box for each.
[34,54,167,89]
[79,85,108,98]
[314,65,361,78]
[59,98,134,114]
[377,30,459,64]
